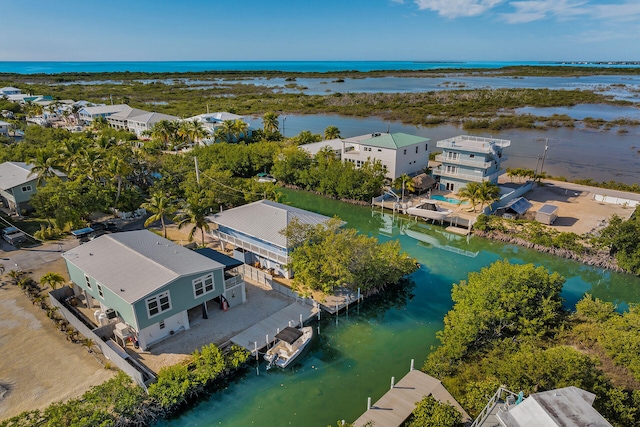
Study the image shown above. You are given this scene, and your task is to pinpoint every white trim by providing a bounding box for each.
[145,291,172,318]
[193,272,215,298]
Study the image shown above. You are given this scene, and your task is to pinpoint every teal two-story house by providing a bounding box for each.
[432,135,511,193]
[0,162,66,215]
[63,230,230,350]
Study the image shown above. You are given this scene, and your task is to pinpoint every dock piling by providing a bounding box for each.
[367,397,371,411]
[254,342,258,360]
[266,334,269,349]
[300,314,303,327]
[391,376,395,390]
[410,359,414,371]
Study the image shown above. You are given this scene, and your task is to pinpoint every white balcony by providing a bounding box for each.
[432,168,501,183]
[435,154,492,168]
[436,135,511,153]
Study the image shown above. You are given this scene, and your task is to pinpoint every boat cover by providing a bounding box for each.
[275,327,303,344]
[503,197,533,215]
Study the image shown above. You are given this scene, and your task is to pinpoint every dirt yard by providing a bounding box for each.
[0,243,115,421]
[498,177,638,234]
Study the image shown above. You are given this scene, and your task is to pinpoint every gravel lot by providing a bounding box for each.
[0,239,115,421]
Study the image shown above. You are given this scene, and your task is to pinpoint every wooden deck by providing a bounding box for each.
[230,301,319,353]
[353,370,471,427]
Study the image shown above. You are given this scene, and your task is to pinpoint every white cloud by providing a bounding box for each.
[591,1,640,22]
[501,0,588,24]
[413,0,506,18]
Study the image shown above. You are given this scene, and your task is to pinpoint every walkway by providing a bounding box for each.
[230,301,319,353]
[353,369,471,427]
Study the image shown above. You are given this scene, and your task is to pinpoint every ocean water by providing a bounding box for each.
[0,60,636,74]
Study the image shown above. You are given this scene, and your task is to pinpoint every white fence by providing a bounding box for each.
[593,194,639,208]
[49,288,155,389]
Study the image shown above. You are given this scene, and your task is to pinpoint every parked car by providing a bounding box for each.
[2,226,27,245]
[89,221,118,232]
[88,230,110,240]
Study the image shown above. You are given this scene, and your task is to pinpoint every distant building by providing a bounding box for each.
[302,132,431,179]
[0,86,21,96]
[0,120,10,136]
[107,106,178,137]
[78,104,131,124]
[432,135,510,192]
[183,112,253,143]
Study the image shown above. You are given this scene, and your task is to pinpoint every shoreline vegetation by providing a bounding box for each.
[2,66,639,132]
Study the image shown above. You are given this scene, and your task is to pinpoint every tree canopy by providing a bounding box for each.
[424,260,565,376]
[282,217,417,295]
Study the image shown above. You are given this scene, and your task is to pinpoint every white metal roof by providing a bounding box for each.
[497,386,612,427]
[62,230,224,304]
[0,162,66,190]
[208,200,332,249]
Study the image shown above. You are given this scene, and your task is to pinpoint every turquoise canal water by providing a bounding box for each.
[156,189,640,427]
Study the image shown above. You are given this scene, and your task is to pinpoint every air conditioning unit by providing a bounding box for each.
[105,308,116,319]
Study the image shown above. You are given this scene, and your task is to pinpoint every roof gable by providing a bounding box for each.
[208,200,332,248]
[63,230,224,304]
[0,162,65,190]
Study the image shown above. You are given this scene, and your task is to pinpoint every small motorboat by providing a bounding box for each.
[264,326,313,369]
[406,200,453,222]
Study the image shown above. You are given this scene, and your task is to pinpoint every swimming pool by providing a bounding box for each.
[430,195,467,205]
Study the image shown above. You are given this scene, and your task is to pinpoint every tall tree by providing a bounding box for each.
[174,194,211,246]
[457,182,482,212]
[262,112,279,134]
[324,125,341,140]
[477,181,501,211]
[142,193,176,238]
[394,173,415,202]
[29,149,61,186]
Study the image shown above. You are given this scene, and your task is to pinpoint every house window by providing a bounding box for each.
[403,149,407,155]
[445,165,459,175]
[193,273,215,298]
[21,185,32,192]
[378,149,382,152]
[84,275,92,289]
[146,291,172,318]
[159,320,165,330]
[97,282,104,298]
[425,144,428,151]
[415,146,419,154]
[446,152,460,161]
[469,154,475,158]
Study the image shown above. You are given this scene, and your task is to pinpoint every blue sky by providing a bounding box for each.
[1,0,638,61]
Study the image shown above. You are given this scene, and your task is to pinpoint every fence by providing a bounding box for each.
[593,194,639,208]
[48,288,154,389]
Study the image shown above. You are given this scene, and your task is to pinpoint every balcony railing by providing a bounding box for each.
[216,231,290,265]
[432,168,501,183]
[435,154,492,168]
[436,135,511,152]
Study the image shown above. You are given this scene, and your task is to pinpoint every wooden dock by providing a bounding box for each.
[230,301,319,353]
[353,369,471,427]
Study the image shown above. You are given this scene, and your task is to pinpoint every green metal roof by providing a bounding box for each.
[359,133,430,149]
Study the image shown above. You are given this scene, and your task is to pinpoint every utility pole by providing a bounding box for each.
[539,138,549,176]
[282,116,286,137]
[194,156,200,185]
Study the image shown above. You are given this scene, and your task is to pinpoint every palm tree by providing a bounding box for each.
[394,174,415,202]
[219,120,236,143]
[457,182,482,212]
[105,156,132,210]
[476,181,501,211]
[174,194,211,246]
[188,120,209,146]
[77,147,104,181]
[142,193,175,238]
[40,272,66,290]
[262,112,279,134]
[232,119,249,142]
[150,119,176,148]
[324,125,341,140]
[29,149,61,186]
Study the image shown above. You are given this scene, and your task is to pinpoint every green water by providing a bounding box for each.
[157,189,640,427]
